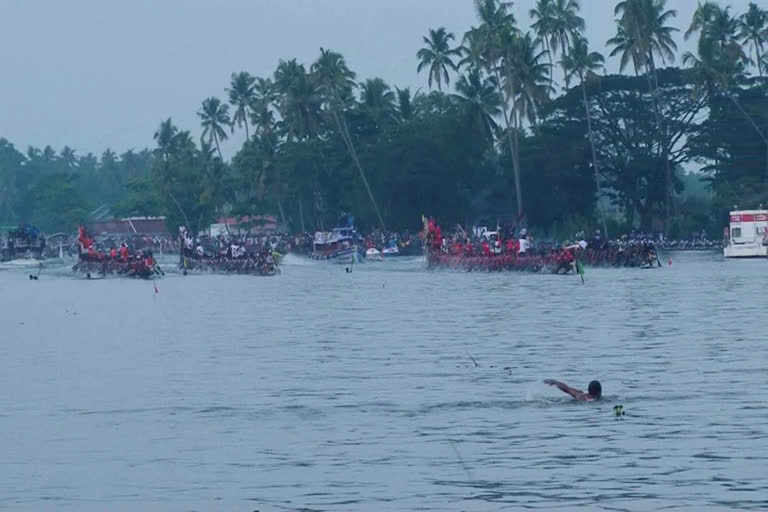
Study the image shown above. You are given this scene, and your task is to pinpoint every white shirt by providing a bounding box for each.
[518,238,529,253]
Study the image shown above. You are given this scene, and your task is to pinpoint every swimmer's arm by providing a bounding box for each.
[544,379,584,399]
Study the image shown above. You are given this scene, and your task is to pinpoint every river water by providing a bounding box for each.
[1,252,766,511]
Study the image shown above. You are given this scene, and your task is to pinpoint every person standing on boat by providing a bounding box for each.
[518,229,529,254]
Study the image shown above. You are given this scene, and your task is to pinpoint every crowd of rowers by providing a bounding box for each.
[424,219,661,271]
[178,227,278,275]
[75,227,161,277]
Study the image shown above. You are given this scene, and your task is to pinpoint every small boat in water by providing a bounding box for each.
[382,239,400,257]
[723,209,768,258]
[365,247,384,260]
[1,225,45,263]
[310,226,364,263]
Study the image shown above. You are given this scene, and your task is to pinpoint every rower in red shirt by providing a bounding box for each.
[119,244,129,260]
[482,240,491,256]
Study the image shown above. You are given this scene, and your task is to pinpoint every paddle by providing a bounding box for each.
[575,255,585,284]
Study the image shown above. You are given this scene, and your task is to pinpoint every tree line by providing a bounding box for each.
[1,0,767,237]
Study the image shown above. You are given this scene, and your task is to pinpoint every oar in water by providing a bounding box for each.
[575,256,585,284]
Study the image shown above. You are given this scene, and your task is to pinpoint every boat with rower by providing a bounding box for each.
[423,217,661,273]
[179,251,279,276]
[177,226,279,276]
[72,226,162,279]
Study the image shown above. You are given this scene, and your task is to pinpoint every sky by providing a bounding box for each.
[0,0,756,159]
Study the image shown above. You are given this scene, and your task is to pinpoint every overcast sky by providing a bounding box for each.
[0,0,755,158]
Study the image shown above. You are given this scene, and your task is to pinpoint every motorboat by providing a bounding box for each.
[310,226,364,263]
[723,209,768,258]
[365,248,384,260]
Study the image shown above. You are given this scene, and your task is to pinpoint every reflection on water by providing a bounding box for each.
[1,252,767,511]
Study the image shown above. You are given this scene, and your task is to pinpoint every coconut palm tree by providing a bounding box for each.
[153,118,193,228]
[311,47,386,229]
[273,59,322,141]
[606,21,643,75]
[684,3,747,87]
[417,27,461,92]
[462,0,530,220]
[548,0,585,87]
[395,87,417,122]
[454,68,502,146]
[611,0,679,233]
[249,77,277,137]
[493,30,551,220]
[683,5,766,178]
[226,71,256,140]
[198,97,230,160]
[738,3,767,77]
[360,78,397,127]
[562,35,608,237]
[505,32,553,127]
[60,146,77,170]
[153,118,179,163]
[530,0,556,83]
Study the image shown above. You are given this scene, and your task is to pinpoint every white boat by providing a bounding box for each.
[310,227,364,263]
[366,248,384,260]
[724,209,768,258]
[382,245,400,256]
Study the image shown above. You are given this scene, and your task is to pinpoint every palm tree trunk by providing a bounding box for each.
[645,53,673,235]
[754,39,763,78]
[581,76,609,239]
[213,133,223,161]
[244,112,250,141]
[561,35,571,89]
[168,190,191,231]
[332,109,386,230]
[298,196,306,233]
[276,192,288,230]
[496,68,525,224]
[546,39,555,86]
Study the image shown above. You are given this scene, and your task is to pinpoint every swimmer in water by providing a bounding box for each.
[544,379,602,401]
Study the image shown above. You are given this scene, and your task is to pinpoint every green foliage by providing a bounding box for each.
[4,0,768,238]
[26,173,90,232]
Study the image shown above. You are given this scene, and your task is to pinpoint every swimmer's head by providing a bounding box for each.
[588,380,602,398]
